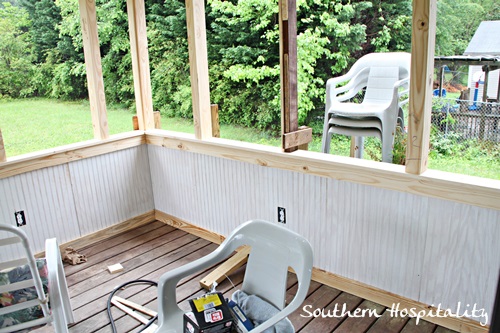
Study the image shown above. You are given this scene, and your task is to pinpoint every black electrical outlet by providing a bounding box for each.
[278,207,286,224]
[15,211,26,227]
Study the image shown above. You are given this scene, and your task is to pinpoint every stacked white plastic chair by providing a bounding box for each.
[0,224,74,333]
[154,219,313,333]
[321,52,411,163]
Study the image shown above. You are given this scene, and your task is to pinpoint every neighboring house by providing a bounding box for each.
[464,20,500,102]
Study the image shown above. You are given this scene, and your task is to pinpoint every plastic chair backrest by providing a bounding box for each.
[235,220,312,310]
[363,66,400,104]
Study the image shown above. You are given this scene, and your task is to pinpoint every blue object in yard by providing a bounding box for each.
[470,78,484,110]
[433,88,447,97]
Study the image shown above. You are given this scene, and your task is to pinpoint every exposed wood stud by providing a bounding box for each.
[211,104,220,138]
[132,116,139,130]
[185,0,212,140]
[154,111,161,129]
[127,0,155,131]
[406,0,436,175]
[279,0,300,152]
[0,129,6,162]
[78,0,109,140]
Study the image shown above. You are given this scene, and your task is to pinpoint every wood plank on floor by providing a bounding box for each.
[333,300,386,333]
[56,221,461,333]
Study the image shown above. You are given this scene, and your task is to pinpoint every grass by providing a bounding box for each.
[1,98,499,180]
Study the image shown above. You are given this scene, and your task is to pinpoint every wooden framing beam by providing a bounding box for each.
[185,0,212,140]
[211,104,220,138]
[405,0,436,174]
[127,0,155,131]
[0,129,6,162]
[153,111,161,129]
[279,0,301,153]
[78,0,109,140]
[199,245,251,290]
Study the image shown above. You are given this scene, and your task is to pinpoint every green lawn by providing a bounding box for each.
[0,98,281,156]
[1,98,499,180]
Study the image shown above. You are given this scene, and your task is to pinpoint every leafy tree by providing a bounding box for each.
[147,0,192,117]
[19,0,61,63]
[0,2,34,98]
[435,0,486,56]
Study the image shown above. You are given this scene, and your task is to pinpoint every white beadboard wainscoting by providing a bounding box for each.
[0,145,154,258]
[148,144,500,324]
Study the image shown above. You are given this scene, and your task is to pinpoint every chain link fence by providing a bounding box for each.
[430,97,500,150]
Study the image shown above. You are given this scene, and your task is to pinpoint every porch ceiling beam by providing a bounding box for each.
[78,0,109,140]
[185,0,213,140]
[127,0,155,131]
[406,0,437,175]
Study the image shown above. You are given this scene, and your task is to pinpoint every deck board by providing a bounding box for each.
[54,221,459,333]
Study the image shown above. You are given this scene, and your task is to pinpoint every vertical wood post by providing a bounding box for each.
[279,0,298,153]
[439,65,445,97]
[185,0,212,140]
[78,0,109,140]
[211,104,220,138]
[405,0,436,175]
[127,0,154,131]
[153,111,161,129]
[132,116,139,130]
[0,129,6,162]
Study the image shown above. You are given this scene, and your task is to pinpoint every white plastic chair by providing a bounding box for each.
[0,224,74,333]
[321,52,411,163]
[155,219,313,333]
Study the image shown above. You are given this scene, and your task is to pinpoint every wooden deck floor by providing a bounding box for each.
[61,221,458,333]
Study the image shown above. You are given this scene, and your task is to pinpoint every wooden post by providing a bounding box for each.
[439,65,445,97]
[132,116,139,130]
[0,129,6,162]
[127,0,155,131]
[185,0,212,140]
[405,0,437,175]
[279,0,299,153]
[350,137,356,158]
[78,0,109,140]
[211,104,220,138]
[153,111,161,129]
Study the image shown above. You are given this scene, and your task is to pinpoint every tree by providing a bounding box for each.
[435,0,485,56]
[19,0,61,63]
[0,2,34,98]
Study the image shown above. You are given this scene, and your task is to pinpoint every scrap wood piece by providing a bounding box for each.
[283,126,312,150]
[107,263,124,274]
[112,296,157,317]
[63,247,87,265]
[111,296,158,332]
[199,245,251,290]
